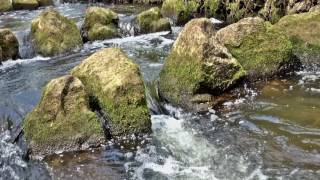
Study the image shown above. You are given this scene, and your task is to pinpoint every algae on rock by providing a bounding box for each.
[136,7,171,34]
[23,75,104,156]
[71,48,151,136]
[0,29,20,62]
[216,17,296,80]
[12,0,39,10]
[159,18,245,109]
[0,0,13,12]
[81,7,119,42]
[30,9,82,56]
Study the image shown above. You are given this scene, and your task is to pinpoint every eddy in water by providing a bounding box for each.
[0,0,320,180]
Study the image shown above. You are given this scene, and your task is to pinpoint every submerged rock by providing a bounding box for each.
[30,9,82,56]
[216,17,296,80]
[161,0,200,25]
[0,29,20,62]
[71,48,151,136]
[135,7,171,34]
[0,0,12,12]
[81,7,119,42]
[23,75,104,156]
[274,11,320,67]
[159,18,245,110]
[13,0,39,10]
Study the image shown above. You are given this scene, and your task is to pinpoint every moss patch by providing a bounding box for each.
[31,9,82,56]
[13,0,39,10]
[0,29,20,62]
[0,0,12,12]
[71,48,151,136]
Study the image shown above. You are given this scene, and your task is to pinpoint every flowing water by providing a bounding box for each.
[0,2,319,180]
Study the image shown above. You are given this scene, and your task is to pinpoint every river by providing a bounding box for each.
[0,1,319,180]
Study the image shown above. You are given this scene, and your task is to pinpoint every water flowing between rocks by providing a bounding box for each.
[0,2,319,180]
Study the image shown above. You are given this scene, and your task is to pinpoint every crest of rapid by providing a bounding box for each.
[0,1,319,180]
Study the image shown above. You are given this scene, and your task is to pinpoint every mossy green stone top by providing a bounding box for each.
[23,75,104,156]
[0,0,12,12]
[82,7,119,41]
[161,0,200,25]
[71,48,151,136]
[30,9,82,56]
[13,0,39,10]
[216,17,294,80]
[136,7,171,34]
[274,11,320,54]
[159,18,245,108]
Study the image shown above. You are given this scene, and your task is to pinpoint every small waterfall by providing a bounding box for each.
[119,14,137,37]
[15,30,35,59]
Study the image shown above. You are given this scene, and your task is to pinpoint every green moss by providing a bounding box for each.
[71,48,151,136]
[137,7,171,34]
[13,0,39,10]
[0,0,12,12]
[31,10,82,56]
[161,0,200,25]
[204,0,220,17]
[224,21,294,79]
[274,11,320,54]
[82,7,119,41]
[23,75,104,155]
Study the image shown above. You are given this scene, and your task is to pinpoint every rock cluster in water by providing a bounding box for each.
[23,48,151,156]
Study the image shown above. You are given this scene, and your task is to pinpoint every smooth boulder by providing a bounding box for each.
[0,29,20,62]
[159,18,245,110]
[71,48,151,136]
[23,75,104,156]
[13,0,39,10]
[0,0,12,12]
[161,0,200,25]
[135,7,171,34]
[81,7,119,42]
[216,17,296,80]
[274,11,320,67]
[30,9,82,56]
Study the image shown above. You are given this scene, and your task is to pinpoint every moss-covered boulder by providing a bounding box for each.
[135,7,171,34]
[216,17,296,80]
[0,29,20,62]
[0,0,12,12]
[23,75,104,156]
[273,11,320,67]
[37,0,53,6]
[71,48,151,136]
[161,0,200,25]
[13,0,39,10]
[30,9,82,57]
[81,7,119,42]
[159,18,245,110]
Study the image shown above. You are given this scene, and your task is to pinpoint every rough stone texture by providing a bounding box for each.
[136,7,171,34]
[30,9,82,56]
[81,7,119,42]
[274,11,320,67]
[0,0,12,12]
[159,18,245,109]
[216,17,296,80]
[37,0,53,6]
[23,75,104,156]
[71,48,151,136]
[161,0,200,25]
[12,0,39,10]
[0,29,19,62]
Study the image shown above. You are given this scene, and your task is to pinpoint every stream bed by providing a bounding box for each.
[0,2,319,180]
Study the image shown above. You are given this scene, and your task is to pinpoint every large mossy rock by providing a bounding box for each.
[273,11,320,67]
[0,29,20,62]
[23,75,104,156]
[30,9,82,56]
[216,17,296,80]
[71,48,151,136]
[37,0,53,6]
[13,0,39,10]
[81,7,119,42]
[0,0,12,12]
[159,18,245,110]
[161,0,200,25]
[135,7,171,34]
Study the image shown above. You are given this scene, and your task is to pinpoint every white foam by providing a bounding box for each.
[0,56,50,71]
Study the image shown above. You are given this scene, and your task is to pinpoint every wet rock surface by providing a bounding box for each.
[0,29,20,63]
